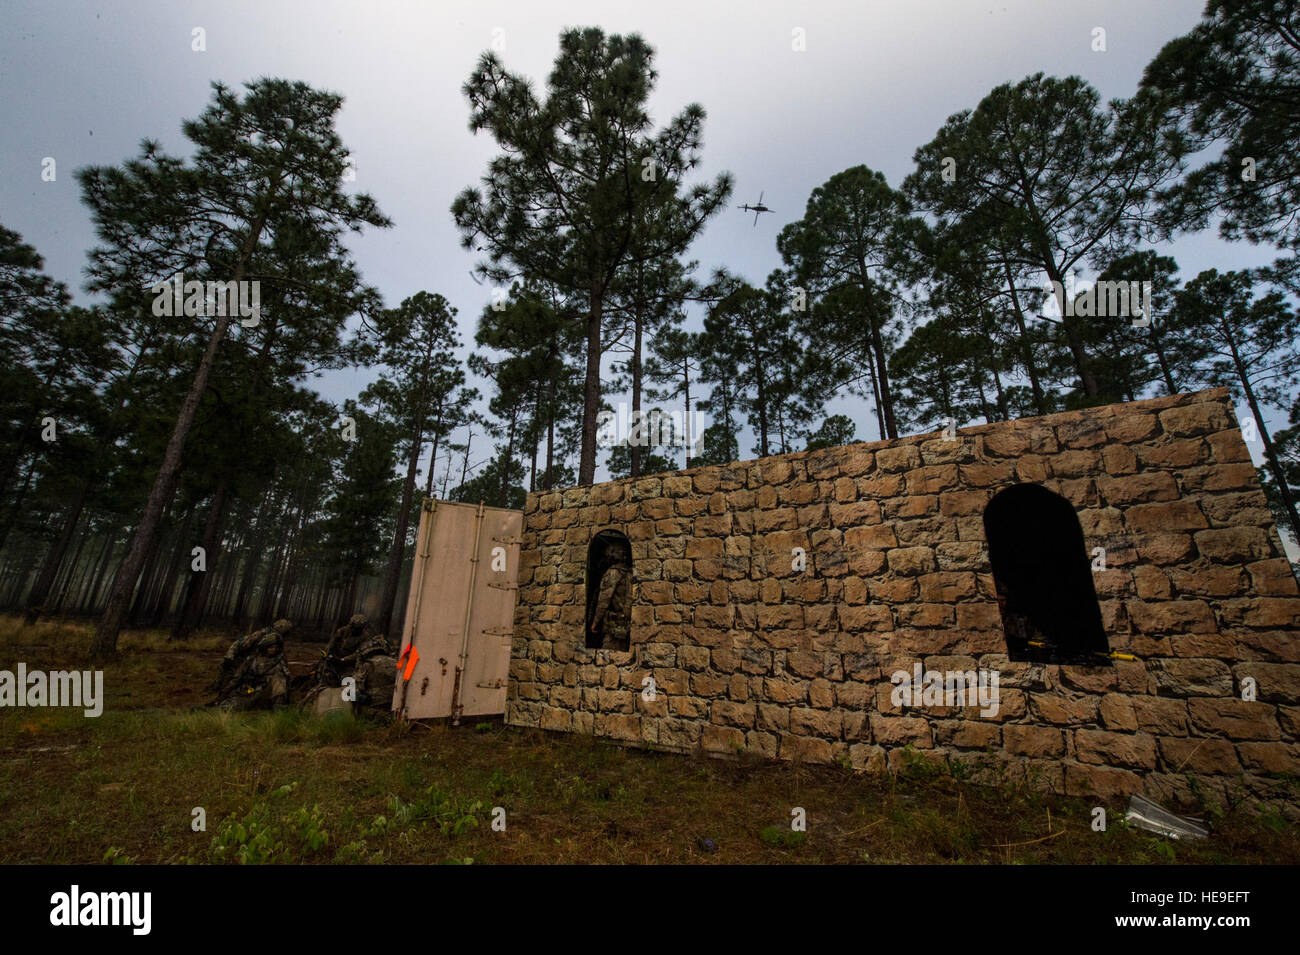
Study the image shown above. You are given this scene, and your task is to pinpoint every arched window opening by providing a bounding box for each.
[585,530,632,650]
[982,483,1111,666]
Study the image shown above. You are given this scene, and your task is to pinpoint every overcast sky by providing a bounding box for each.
[1,0,1286,490]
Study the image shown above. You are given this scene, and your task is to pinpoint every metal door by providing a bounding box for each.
[392,499,521,721]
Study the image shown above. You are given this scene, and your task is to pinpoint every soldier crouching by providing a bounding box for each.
[351,633,397,713]
[313,614,373,688]
[211,619,293,710]
[302,614,396,716]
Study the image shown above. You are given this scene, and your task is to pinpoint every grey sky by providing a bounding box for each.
[1,0,1287,491]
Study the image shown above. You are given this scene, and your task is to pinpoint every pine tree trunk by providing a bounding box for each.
[529,384,542,492]
[975,375,993,423]
[91,179,277,659]
[683,355,693,469]
[128,507,171,626]
[147,509,191,626]
[93,307,234,658]
[50,524,90,615]
[171,480,230,640]
[24,483,89,624]
[545,364,557,490]
[0,454,38,552]
[77,532,113,613]
[424,406,444,498]
[991,360,1009,421]
[339,570,359,629]
[313,575,329,631]
[212,525,248,623]
[719,377,737,464]
[869,318,898,439]
[27,332,158,625]
[752,318,770,457]
[1222,319,1300,546]
[379,407,427,637]
[862,339,886,441]
[83,531,117,613]
[232,488,275,624]
[1148,322,1179,395]
[579,285,604,486]
[1001,253,1047,416]
[858,267,898,438]
[459,431,472,489]
[256,521,294,624]
[500,408,517,506]
[631,300,644,479]
[274,506,307,620]
[1042,259,1099,398]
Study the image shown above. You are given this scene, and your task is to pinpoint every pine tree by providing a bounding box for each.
[81,79,390,658]
[778,166,916,439]
[703,273,824,459]
[322,401,401,624]
[904,74,1183,401]
[1141,0,1300,251]
[1082,250,1197,402]
[645,326,704,469]
[1174,268,1300,543]
[361,291,462,639]
[452,27,731,485]
[805,415,857,451]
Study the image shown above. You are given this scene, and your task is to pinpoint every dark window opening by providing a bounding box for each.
[982,483,1111,666]
[585,530,632,650]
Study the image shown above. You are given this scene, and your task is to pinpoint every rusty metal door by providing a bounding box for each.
[393,498,521,721]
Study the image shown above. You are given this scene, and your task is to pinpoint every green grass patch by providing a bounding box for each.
[1,621,1297,864]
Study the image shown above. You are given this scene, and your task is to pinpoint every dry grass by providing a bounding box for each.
[0,614,1295,865]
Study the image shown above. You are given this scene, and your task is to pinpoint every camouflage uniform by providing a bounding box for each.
[592,563,632,651]
[996,580,1056,662]
[213,619,292,710]
[351,633,397,712]
[315,614,374,688]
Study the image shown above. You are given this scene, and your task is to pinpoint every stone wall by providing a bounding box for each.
[506,387,1300,813]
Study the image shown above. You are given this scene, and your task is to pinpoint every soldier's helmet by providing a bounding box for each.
[349,613,368,629]
[272,619,293,636]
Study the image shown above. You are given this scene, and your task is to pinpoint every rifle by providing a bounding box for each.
[1026,639,1137,663]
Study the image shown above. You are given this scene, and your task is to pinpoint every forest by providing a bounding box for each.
[1,1,1298,658]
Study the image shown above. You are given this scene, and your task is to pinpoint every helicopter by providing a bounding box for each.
[738,191,772,227]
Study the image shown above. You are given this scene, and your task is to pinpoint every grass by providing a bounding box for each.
[1,612,1296,864]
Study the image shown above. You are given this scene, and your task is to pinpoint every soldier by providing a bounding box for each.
[590,544,632,651]
[996,577,1059,663]
[315,613,374,688]
[351,632,397,713]
[212,619,292,710]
